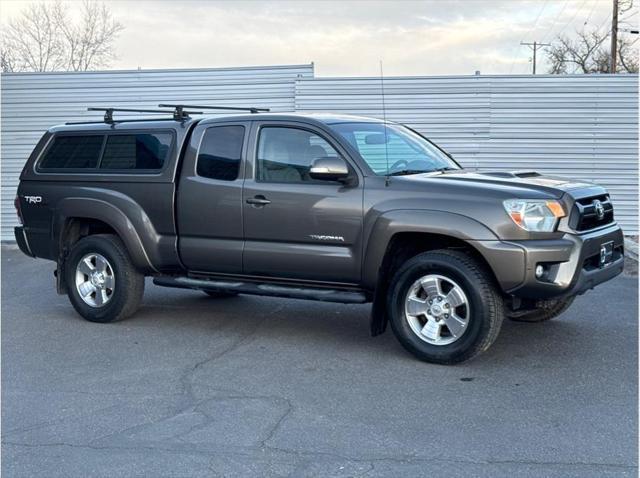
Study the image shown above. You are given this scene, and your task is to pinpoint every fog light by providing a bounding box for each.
[535,265,545,278]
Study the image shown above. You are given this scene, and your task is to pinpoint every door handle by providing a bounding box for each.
[246,195,271,206]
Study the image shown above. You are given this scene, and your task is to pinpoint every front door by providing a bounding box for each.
[242,122,364,283]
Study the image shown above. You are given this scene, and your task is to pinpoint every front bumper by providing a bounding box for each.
[474,224,624,299]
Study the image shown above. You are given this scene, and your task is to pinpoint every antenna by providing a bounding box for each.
[379,61,390,185]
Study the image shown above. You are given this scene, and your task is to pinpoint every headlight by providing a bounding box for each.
[503,199,566,232]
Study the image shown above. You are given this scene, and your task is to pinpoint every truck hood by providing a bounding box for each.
[418,170,602,199]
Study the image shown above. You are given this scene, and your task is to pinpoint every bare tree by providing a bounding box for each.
[1,1,123,73]
[617,36,639,72]
[55,1,124,71]
[545,29,639,74]
[1,2,65,72]
[619,0,635,14]
[1,45,20,73]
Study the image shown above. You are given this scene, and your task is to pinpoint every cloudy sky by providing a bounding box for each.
[1,0,636,76]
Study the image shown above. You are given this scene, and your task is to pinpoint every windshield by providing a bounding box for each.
[330,122,460,175]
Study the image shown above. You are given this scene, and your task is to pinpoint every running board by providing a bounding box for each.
[153,276,369,304]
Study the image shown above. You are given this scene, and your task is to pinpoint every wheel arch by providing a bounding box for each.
[365,211,504,336]
[55,198,156,274]
[363,210,499,287]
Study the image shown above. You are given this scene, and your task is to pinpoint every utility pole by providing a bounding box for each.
[520,41,551,74]
[610,0,618,73]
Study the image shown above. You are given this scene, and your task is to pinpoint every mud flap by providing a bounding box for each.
[55,261,68,295]
[370,284,388,336]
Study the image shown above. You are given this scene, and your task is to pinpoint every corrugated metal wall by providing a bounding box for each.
[0,64,314,241]
[1,68,637,240]
[296,74,638,233]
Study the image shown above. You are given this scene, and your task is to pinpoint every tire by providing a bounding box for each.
[203,290,238,299]
[65,234,144,323]
[508,297,575,323]
[387,249,504,364]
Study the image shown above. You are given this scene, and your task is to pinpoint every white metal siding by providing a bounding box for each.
[0,64,313,241]
[295,74,638,233]
[1,69,637,241]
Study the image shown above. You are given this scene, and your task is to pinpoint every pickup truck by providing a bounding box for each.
[14,105,625,364]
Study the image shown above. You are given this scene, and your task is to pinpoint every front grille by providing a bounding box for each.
[572,194,614,231]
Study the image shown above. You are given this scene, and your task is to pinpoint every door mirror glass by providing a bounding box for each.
[309,156,349,181]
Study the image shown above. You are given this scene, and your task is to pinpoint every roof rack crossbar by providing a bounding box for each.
[159,104,270,114]
[87,107,201,123]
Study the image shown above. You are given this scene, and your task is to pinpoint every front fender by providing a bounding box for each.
[362,209,500,290]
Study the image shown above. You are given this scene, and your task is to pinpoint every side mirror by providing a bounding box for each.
[309,156,349,181]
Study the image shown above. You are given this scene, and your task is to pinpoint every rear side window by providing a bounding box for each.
[39,135,103,169]
[197,126,245,181]
[100,133,172,170]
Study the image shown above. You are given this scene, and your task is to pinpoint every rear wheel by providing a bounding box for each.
[388,249,504,364]
[65,234,144,323]
[508,297,575,323]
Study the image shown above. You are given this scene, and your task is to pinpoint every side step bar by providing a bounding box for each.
[153,276,369,304]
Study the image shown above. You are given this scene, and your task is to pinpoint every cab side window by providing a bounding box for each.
[197,126,245,181]
[257,127,339,183]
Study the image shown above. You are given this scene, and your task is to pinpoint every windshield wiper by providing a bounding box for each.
[387,167,459,177]
[387,169,431,176]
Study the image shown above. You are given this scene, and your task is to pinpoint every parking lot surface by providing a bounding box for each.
[2,246,638,477]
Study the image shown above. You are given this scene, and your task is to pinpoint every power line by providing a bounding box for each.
[526,0,552,39]
[583,0,600,26]
[520,41,552,74]
[555,0,590,36]
[621,10,638,19]
[539,0,572,43]
[508,0,550,73]
[596,10,614,32]
[539,0,589,75]
[516,0,577,75]
[532,0,593,75]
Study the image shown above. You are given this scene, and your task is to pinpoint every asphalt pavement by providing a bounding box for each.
[1,246,638,477]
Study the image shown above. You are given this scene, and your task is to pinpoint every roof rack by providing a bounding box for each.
[80,107,202,124]
[64,104,270,126]
[158,104,270,114]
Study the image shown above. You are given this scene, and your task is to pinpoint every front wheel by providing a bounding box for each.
[65,234,144,323]
[388,250,504,364]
